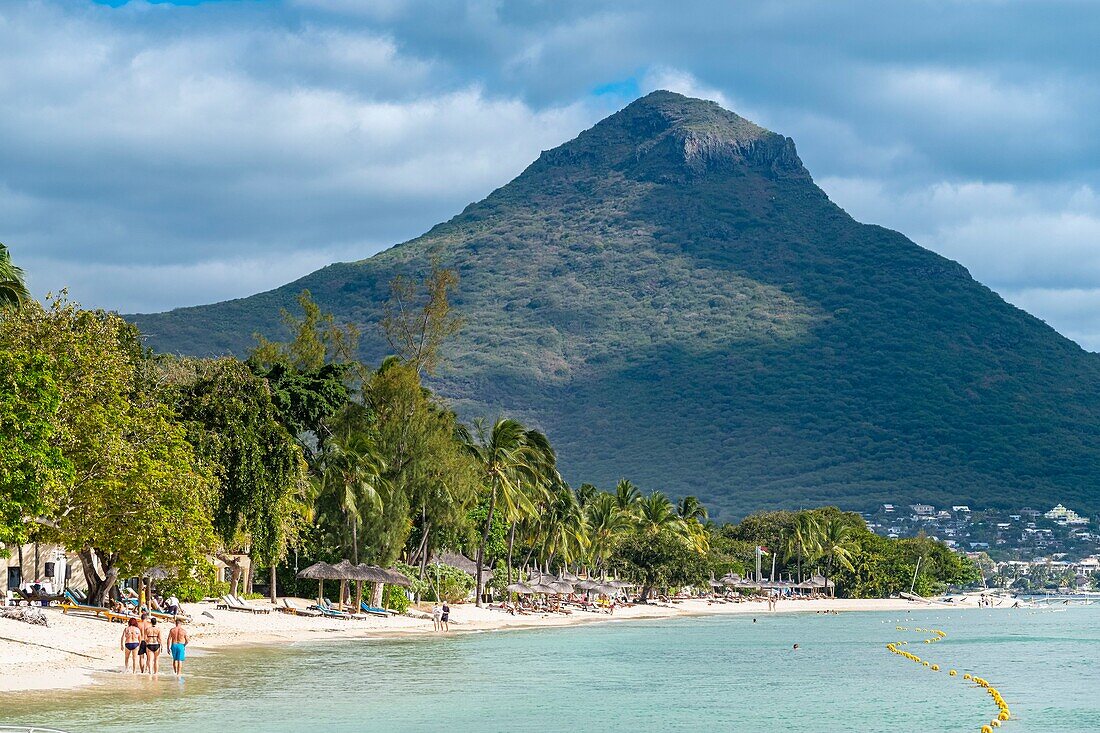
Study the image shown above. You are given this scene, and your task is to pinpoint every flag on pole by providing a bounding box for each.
[757,546,769,555]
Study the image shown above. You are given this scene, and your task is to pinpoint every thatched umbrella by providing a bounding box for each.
[548,580,574,594]
[506,583,534,594]
[141,566,173,607]
[382,568,412,587]
[528,583,556,594]
[297,561,342,605]
[574,579,600,591]
[607,579,634,588]
[354,564,394,611]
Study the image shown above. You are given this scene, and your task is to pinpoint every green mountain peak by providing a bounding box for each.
[130,94,1100,519]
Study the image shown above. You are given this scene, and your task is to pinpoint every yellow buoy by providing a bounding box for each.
[949,670,957,676]
[964,673,972,680]
[981,726,993,733]
[931,664,939,671]
[998,711,1010,721]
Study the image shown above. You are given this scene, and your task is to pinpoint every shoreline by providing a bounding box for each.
[1,596,975,694]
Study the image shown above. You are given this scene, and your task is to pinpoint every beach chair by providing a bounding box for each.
[219,595,271,614]
[359,602,395,618]
[231,594,271,614]
[15,588,66,606]
[309,600,352,620]
[281,598,323,617]
[59,590,134,623]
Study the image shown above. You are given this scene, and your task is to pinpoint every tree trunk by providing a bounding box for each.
[351,520,359,565]
[797,544,803,584]
[229,562,243,597]
[474,485,497,608]
[506,521,517,587]
[355,581,363,612]
[269,564,278,604]
[244,561,255,595]
[78,548,119,607]
[372,582,384,608]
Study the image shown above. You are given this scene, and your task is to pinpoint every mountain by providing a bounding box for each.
[130,91,1100,519]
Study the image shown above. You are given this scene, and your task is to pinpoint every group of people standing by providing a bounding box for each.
[120,613,189,676]
[431,602,450,632]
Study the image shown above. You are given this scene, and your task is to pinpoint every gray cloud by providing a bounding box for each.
[2,0,1100,347]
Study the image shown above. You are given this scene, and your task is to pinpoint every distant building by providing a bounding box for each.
[882,504,895,513]
[952,505,971,513]
[1045,504,1089,525]
[910,504,934,515]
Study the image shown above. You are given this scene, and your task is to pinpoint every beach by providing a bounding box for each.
[0,595,965,694]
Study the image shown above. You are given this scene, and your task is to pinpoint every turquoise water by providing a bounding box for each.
[5,608,1099,732]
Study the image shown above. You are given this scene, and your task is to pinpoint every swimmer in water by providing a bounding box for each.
[793,644,800,650]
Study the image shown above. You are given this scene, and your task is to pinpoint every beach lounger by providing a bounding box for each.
[219,594,272,614]
[280,598,323,617]
[309,601,352,620]
[59,590,134,623]
[359,602,396,617]
[15,588,66,606]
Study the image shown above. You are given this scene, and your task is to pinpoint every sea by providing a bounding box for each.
[4,606,1098,732]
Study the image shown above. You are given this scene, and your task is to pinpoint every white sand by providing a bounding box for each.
[0,595,969,693]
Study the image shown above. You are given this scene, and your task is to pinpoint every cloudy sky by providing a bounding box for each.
[4,1,1100,348]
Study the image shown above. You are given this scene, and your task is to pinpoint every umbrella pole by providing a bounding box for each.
[355,580,363,613]
[318,578,323,606]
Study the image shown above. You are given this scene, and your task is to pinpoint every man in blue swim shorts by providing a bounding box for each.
[167,618,189,676]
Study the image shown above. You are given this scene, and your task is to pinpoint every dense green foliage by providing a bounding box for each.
[0,351,68,546]
[131,91,1100,518]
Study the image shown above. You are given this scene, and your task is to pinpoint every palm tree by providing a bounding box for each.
[464,418,545,606]
[585,492,632,574]
[0,243,30,308]
[319,431,386,564]
[817,516,858,596]
[615,479,641,513]
[636,492,682,537]
[540,483,588,569]
[574,483,599,509]
[676,495,708,522]
[783,512,821,583]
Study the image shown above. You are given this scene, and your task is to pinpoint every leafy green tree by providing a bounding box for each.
[316,418,386,564]
[167,358,308,600]
[360,359,479,572]
[464,418,544,606]
[0,297,216,605]
[381,259,463,376]
[783,512,821,583]
[816,516,859,595]
[0,351,69,546]
[251,290,360,373]
[0,243,30,308]
[584,492,633,574]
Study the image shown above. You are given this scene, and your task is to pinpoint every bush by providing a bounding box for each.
[382,584,410,613]
[421,563,474,603]
[156,561,228,603]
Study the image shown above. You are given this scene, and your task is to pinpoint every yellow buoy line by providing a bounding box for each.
[885,626,1011,732]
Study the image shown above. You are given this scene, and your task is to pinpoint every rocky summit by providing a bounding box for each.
[130,91,1100,518]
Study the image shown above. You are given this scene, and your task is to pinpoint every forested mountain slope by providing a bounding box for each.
[131,91,1100,518]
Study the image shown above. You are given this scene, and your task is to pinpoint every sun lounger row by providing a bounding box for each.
[215,594,272,614]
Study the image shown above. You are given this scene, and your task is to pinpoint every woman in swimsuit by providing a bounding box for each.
[440,603,450,632]
[144,617,163,675]
[121,618,142,673]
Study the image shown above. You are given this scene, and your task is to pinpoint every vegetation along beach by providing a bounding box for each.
[3,2,1100,731]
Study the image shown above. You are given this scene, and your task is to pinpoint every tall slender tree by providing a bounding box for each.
[464,418,543,606]
[817,516,858,596]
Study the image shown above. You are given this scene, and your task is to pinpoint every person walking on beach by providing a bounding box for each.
[144,617,163,675]
[167,618,189,677]
[431,603,442,632]
[137,612,151,673]
[121,618,142,673]
[440,602,450,632]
